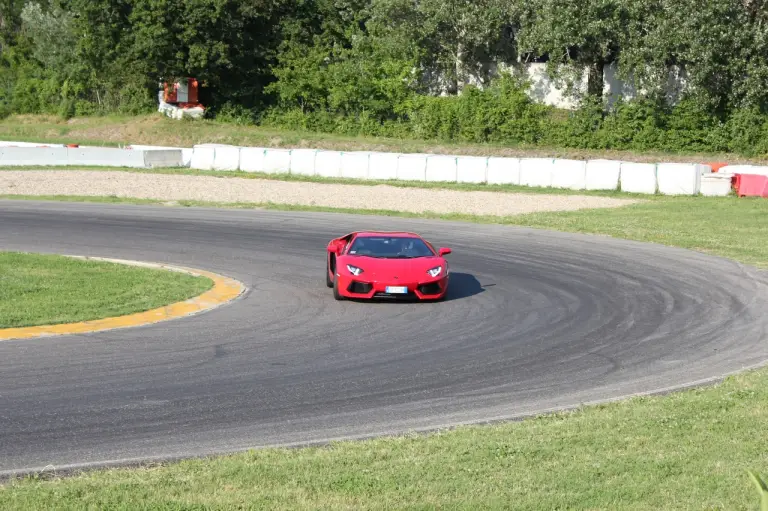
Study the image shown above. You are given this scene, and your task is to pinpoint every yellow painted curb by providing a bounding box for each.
[0,256,246,341]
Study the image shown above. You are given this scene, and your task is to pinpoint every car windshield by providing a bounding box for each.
[347,236,435,258]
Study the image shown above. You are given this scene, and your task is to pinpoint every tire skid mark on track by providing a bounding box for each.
[0,201,767,476]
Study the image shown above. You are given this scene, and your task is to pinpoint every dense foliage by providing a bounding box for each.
[1,0,767,155]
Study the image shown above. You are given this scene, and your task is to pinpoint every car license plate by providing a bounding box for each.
[385,286,408,294]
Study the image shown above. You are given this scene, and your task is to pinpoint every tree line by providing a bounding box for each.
[1,0,767,155]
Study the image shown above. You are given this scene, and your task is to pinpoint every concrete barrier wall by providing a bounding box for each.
[397,154,427,181]
[520,158,553,188]
[0,146,183,168]
[212,146,241,171]
[129,145,192,166]
[368,152,398,180]
[585,160,621,190]
[315,150,342,178]
[340,152,370,179]
[657,163,709,195]
[457,156,488,184]
[551,159,587,190]
[239,147,266,172]
[620,162,657,194]
[425,155,457,182]
[263,148,291,174]
[290,149,317,176]
[0,147,70,166]
[486,157,520,185]
[0,140,738,196]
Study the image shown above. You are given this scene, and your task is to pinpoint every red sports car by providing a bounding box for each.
[326,231,452,301]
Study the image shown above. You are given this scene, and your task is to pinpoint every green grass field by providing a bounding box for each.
[1,194,767,509]
[2,113,766,165]
[0,252,213,328]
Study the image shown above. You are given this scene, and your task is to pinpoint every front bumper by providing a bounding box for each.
[337,273,449,300]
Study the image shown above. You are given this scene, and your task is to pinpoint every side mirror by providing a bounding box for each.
[438,247,451,256]
[327,240,342,254]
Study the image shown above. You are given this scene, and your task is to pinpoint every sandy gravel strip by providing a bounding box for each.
[0,170,640,216]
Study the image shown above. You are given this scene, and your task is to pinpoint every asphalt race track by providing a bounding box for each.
[2,200,768,476]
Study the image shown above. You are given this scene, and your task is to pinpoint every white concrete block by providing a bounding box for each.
[425,155,457,182]
[519,158,553,188]
[143,149,184,168]
[129,145,192,166]
[67,147,146,168]
[551,159,587,190]
[315,150,342,178]
[190,146,215,170]
[368,152,399,181]
[289,149,317,176]
[585,159,621,190]
[397,154,427,181]
[486,157,521,185]
[239,147,266,173]
[620,162,657,194]
[263,148,292,174]
[212,146,240,171]
[700,173,733,196]
[657,163,709,195]
[456,156,488,183]
[0,147,69,166]
[340,151,370,179]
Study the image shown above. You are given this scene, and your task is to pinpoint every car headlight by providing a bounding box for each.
[426,266,442,277]
[347,264,363,276]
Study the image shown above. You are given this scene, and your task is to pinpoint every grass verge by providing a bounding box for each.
[1,194,767,509]
[2,113,766,165]
[0,251,213,328]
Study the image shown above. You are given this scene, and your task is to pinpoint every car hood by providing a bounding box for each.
[339,255,445,279]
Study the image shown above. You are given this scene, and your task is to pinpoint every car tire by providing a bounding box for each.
[326,257,334,288]
[333,274,343,300]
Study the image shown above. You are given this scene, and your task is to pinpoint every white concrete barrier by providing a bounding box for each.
[212,146,240,171]
[456,156,488,184]
[519,158,553,188]
[190,146,215,170]
[239,147,266,173]
[340,151,370,179]
[368,152,399,180]
[656,163,709,195]
[700,173,733,196]
[425,155,457,182]
[67,147,146,168]
[0,138,755,200]
[289,149,317,176]
[142,149,184,168]
[315,150,342,178]
[263,148,292,174]
[129,145,192,166]
[551,159,587,190]
[585,159,621,190]
[0,147,69,166]
[397,154,427,181]
[486,157,521,185]
[620,162,657,194]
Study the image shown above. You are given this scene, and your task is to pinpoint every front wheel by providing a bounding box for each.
[333,274,344,300]
[326,258,334,288]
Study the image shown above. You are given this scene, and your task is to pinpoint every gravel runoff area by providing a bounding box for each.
[0,170,640,216]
